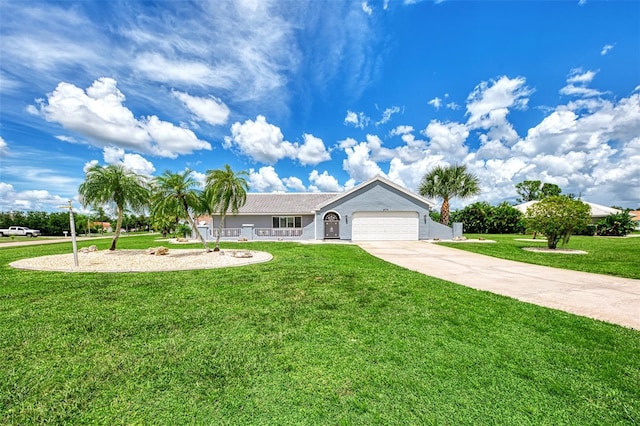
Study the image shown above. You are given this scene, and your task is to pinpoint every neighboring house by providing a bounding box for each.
[630,210,640,229]
[195,175,459,242]
[514,200,621,223]
[92,221,113,233]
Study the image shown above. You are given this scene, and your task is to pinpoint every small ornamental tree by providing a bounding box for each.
[525,196,591,249]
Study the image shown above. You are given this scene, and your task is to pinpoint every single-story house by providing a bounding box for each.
[92,221,113,233]
[629,210,640,229]
[514,200,621,223]
[194,175,460,242]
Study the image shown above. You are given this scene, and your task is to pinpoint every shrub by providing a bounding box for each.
[596,210,636,236]
[525,196,591,249]
[451,202,524,234]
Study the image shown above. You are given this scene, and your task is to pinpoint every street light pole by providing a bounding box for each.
[59,200,79,267]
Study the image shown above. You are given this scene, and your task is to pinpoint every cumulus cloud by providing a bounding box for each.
[361,1,373,15]
[36,78,211,158]
[344,110,370,129]
[283,176,306,191]
[102,146,156,176]
[423,120,470,158]
[341,139,385,182]
[0,181,67,211]
[466,76,533,129]
[172,91,230,126]
[225,115,297,164]
[309,170,349,192]
[389,125,414,136]
[298,133,331,165]
[249,166,286,192]
[225,116,330,166]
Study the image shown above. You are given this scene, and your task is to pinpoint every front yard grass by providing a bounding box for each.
[439,234,640,279]
[1,235,638,424]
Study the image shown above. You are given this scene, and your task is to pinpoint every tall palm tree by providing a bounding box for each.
[78,164,150,251]
[418,164,480,226]
[205,164,249,251]
[151,169,210,251]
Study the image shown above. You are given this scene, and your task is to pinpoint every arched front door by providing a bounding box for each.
[324,212,340,239]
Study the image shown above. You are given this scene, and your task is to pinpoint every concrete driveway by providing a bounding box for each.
[357,240,640,330]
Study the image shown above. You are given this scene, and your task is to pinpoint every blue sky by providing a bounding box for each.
[1,0,639,213]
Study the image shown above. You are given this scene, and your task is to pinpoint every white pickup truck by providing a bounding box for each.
[0,226,41,237]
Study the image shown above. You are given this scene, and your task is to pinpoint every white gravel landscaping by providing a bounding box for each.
[10,248,272,272]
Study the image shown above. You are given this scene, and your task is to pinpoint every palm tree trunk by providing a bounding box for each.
[214,214,226,252]
[440,197,451,226]
[110,206,124,251]
[182,202,209,251]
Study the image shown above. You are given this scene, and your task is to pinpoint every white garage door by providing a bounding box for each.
[351,211,419,241]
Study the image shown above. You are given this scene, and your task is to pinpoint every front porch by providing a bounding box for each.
[195,224,307,242]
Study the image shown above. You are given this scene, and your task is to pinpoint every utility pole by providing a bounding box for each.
[59,200,79,267]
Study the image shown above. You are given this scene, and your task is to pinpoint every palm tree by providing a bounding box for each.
[78,164,150,251]
[418,164,480,226]
[205,164,249,251]
[151,169,210,251]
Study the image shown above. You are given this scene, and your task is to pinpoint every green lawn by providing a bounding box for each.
[439,234,640,279]
[1,235,638,424]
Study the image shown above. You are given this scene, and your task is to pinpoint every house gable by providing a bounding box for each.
[316,175,436,211]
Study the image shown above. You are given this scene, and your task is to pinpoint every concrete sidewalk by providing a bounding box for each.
[357,240,640,330]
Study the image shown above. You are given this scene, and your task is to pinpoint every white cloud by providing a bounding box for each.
[173,91,230,126]
[134,53,220,87]
[249,166,286,192]
[466,76,533,128]
[389,125,414,136]
[341,139,385,182]
[37,78,211,158]
[226,118,330,166]
[309,170,345,192]
[428,97,442,110]
[102,146,156,176]
[344,110,370,129]
[225,115,297,164]
[0,136,8,156]
[376,106,400,125]
[83,160,99,174]
[567,69,596,85]
[283,176,306,192]
[560,69,604,98]
[298,133,331,165]
[0,181,67,211]
[423,120,469,158]
[361,2,373,15]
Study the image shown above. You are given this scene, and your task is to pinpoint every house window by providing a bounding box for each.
[272,216,302,228]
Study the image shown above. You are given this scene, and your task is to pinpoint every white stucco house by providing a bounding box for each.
[194,175,461,242]
[514,200,622,222]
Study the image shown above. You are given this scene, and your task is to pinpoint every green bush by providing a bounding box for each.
[451,202,524,234]
[596,210,636,236]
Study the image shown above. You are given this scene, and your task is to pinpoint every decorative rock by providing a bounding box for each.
[146,246,169,256]
[231,251,253,258]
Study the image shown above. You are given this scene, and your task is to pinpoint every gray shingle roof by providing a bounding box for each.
[237,193,339,215]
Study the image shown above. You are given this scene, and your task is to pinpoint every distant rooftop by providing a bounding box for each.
[236,192,339,214]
